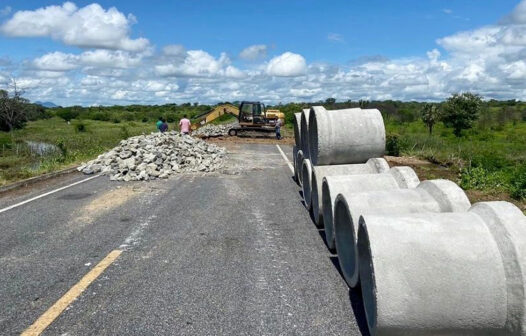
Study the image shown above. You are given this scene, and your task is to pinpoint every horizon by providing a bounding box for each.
[1,1,526,106]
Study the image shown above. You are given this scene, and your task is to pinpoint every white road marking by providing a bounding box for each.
[276,145,294,173]
[0,175,100,214]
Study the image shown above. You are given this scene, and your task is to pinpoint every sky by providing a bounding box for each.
[0,0,525,106]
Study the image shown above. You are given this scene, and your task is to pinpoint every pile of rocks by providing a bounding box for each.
[192,123,235,137]
[78,131,226,181]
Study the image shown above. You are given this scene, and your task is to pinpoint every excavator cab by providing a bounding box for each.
[227,101,285,136]
[239,101,266,125]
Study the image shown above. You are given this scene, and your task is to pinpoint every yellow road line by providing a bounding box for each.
[21,249,123,336]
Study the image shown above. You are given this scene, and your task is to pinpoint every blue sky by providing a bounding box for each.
[0,1,525,105]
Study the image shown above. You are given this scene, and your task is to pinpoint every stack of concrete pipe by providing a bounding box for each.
[292,105,526,335]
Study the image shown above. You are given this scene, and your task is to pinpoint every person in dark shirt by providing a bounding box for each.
[160,118,168,133]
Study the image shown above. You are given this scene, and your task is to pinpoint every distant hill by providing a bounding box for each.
[34,101,58,108]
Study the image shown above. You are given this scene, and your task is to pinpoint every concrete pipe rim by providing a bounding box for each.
[417,179,471,212]
[301,159,313,210]
[307,106,326,166]
[311,171,323,228]
[293,113,301,148]
[357,218,378,336]
[321,179,336,251]
[334,194,360,287]
[300,111,310,158]
[296,150,304,187]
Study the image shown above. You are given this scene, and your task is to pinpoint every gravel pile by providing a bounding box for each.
[78,131,226,181]
[193,123,235,137]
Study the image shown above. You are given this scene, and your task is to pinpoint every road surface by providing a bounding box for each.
[0,143,368,335]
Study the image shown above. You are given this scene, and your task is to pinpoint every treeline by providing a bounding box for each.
[0,89,49,131]
[3,95,526,135]
[271,96,526,134]
[49,103,211,124]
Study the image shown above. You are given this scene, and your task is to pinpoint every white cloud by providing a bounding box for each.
[0,6,11,16]
[163,44,186,56]
[6,1,526,105]
[239,44,267,60]
[266,52,306,77]
[32,51,79,71]
[327,33,344,42]
[442,9,453,15]
[0,2,149,51]
[156,49,243,78]
[79,50,144,68]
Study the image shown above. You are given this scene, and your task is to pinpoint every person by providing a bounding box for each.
[160,118,168,133]
[275,118,283,140]
[156,117,163,132]
[179,114,191,135]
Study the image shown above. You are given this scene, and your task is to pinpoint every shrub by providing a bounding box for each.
[166,113,176,123]
[75,122,86,132]
[141,117,149,123]
[460,167,504,191]
[385,134,401,156]
[112,117,121,123]
[90,112,110,121]
[120,126,130,139]
[56,109,79,122]
[510,165,526,200]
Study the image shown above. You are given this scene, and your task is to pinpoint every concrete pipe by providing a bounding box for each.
[358,201,526,336]
[300,107,317,158]
[293,145,298,183]
[296,149,304,187]
[308,106,385,165]
[293,112,302,148]
[310,158,391,228]
[321,166,419,252]
[301,158,313,210]
[334,179,471,287]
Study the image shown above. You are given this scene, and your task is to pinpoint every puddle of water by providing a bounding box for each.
[24,141,60,156]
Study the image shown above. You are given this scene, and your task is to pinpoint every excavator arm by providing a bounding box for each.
[191,104,239,130]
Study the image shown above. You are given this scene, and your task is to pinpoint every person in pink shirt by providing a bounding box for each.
[179,114,191,135]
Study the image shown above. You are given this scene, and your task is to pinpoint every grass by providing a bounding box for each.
[0,117,157,185]
[386,119,526,210]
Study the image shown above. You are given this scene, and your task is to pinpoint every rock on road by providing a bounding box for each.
[0,143,367,335]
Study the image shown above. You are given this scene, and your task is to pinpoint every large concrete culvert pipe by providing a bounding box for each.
[321,166,420,252]
[301,158,313,210]
[300,108,313,159]
[296,149,305,187]
[358,201,526,336]
[293,145,298,182]
[334,179,471,287]
[310,158,391,228]
[293,112,302,148]
[308,106,386,165]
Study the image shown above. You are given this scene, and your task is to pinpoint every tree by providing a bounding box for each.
[442,92,482,137]
[325,97,336,105]
[0,80,28,132]
[56,108,79,122]
[421,103,440,135]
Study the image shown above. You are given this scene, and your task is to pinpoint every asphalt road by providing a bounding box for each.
[0,143,367,335]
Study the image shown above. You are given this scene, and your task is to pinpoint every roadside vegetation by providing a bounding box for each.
[0,91,525,209]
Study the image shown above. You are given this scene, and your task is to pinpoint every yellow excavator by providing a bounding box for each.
[191,102,285,136]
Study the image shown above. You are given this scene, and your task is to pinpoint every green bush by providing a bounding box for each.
[90,112,110,121]
[385,134,401,156]
[470,152,509,172]
[56,109,79,122]
[75,122,86,132]
[460,167,505,190]
[510,165,526,200]
[112,117,121,124]
[120,126,130,139]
